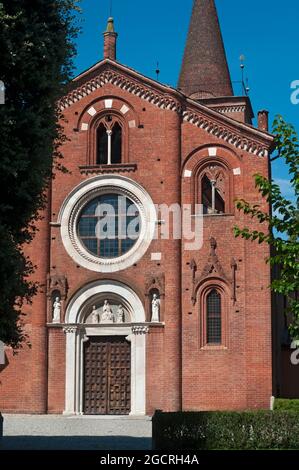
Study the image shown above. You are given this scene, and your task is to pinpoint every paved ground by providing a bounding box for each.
[0,414,152,450]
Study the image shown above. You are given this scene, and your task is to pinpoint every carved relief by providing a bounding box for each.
[132,325,149,335]
[116,305,125,324]
[87,301,126,325]
[101,300,114,324]
[91,306,100,324]
[145,273,165,297]
[63,326,77,334]
[47,274,68,300]
[191,237,237,305]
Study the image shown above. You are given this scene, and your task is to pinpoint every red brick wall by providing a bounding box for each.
[180,123,272,410]
[47,329,66,413]
[0,70,272,414]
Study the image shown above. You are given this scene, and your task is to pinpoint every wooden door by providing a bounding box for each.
[84,336,131,415]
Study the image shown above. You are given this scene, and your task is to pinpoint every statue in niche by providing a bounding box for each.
[116,305,125,324]
[91,305,100,324]
[101,300,114,324]
[52,297,61,323]
[151,293,160,323]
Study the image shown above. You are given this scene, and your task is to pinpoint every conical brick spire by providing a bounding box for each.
[178,0,233,99]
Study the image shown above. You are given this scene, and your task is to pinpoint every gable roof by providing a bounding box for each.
[59,59,273,157]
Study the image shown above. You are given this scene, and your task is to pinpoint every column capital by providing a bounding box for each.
[132,325,149,335]
[63,326,77,334]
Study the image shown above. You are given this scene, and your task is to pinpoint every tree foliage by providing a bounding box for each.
[0,1,80,348]
[234,116,299,339]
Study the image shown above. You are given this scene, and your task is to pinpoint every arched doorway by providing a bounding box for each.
[63,280,148,416]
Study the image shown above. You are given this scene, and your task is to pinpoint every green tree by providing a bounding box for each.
[234,116,299,340]
[0,1,80,348]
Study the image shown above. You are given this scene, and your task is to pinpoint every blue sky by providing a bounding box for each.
[74,0,298,198]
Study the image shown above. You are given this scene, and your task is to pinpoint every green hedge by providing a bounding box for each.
[152,410,299,450]
[274,399,299,411]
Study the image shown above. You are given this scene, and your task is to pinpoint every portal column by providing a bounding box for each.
[63,326,78,415]
[130,326,149,416]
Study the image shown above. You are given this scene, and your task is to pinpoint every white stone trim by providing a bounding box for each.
[87,106,97,116]
[81,122,88,131]
[130,331,147,415]
[120,104,130,115]
[64,280,147,416]
[233,167,241,175]
[132,326,149,335]
[58,175,157,273]
[151,252,162,261]
[184,169,192,178]
[208,147,217,157]
[65,279,146,324]
[105,99,113,108]
[63,326,78,414]
[213,105,246,114]
[129,120,136,128]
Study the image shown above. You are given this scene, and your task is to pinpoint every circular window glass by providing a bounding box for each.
[77,193,140,258]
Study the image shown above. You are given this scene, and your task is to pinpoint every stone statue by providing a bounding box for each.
[53,297,61,323]
[116,305,125,324]
[101,300,114,324]
[151,293,160,323]
[91,305,100,324]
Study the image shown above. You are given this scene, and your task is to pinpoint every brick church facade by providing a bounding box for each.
[0,0,275,415]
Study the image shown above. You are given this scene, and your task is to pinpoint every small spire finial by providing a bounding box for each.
[106,16,115,33]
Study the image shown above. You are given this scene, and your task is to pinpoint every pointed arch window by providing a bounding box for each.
[96,115,123,165]
[193,158,233,216]
[206,289,222,344]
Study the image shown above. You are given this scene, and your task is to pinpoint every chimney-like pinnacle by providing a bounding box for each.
[103,17,118,60]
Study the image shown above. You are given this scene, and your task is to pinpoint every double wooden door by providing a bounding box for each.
[84,336,131,415]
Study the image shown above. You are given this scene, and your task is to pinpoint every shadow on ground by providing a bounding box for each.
[0,435,152,451]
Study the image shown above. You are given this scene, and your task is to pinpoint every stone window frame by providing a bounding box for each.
[77,193,140,259]
[58,175,157,273]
